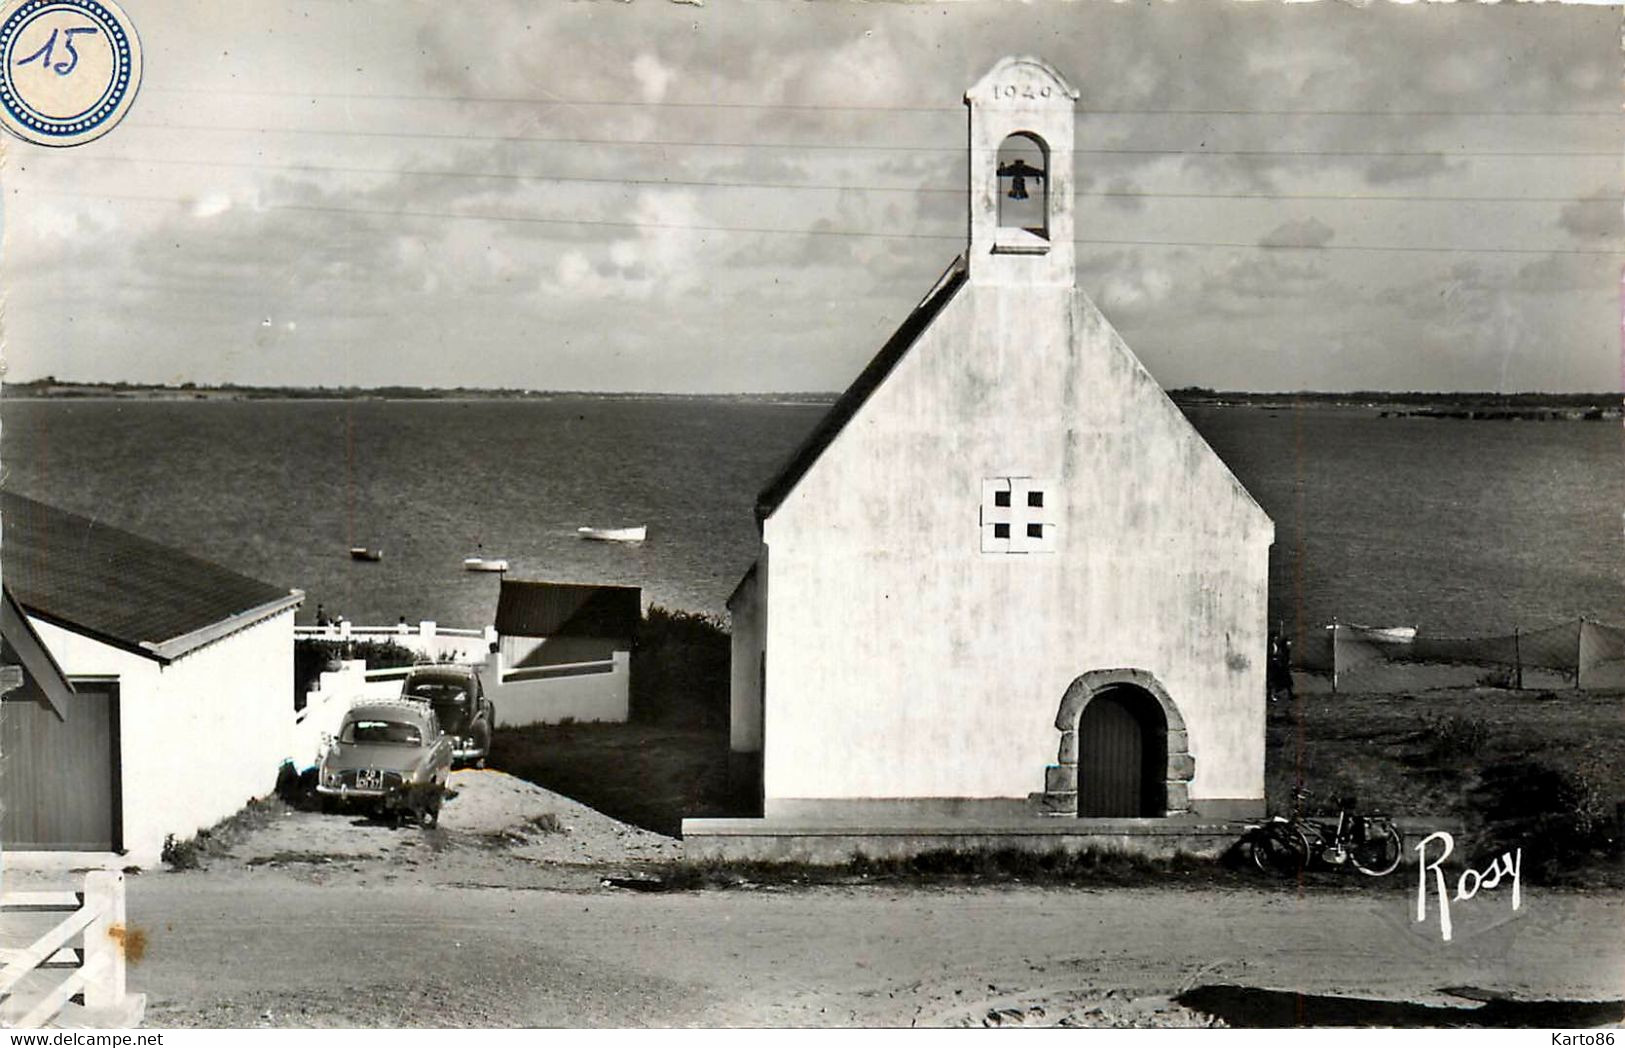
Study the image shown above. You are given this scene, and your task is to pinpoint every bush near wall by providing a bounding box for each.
[293,637,421,709]
[629,606,730,729]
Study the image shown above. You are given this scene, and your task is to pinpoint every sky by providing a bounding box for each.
[0,0,1619,393]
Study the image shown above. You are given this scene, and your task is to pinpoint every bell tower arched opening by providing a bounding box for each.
[996,132,1049,243]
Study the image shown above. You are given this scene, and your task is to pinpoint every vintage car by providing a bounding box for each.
[399,664,495,766]
[317,700,452,825]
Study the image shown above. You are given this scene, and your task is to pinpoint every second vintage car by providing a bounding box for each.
[399,664,496,766]
[317,700,452,825]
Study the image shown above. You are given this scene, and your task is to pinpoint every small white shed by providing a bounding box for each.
[0,493,302,865]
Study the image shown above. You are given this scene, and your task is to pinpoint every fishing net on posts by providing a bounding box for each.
[1286,618,1624,692]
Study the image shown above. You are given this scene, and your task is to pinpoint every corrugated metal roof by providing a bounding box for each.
[494,579,641,639]
[1,492,299,662]
[754,255,969,526]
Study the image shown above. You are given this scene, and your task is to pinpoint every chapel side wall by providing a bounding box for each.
[760,285,1271,813]
[728,562,766,755]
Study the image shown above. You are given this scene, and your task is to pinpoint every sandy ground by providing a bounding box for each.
[208,768,682,889]
[9,771,1623,1029]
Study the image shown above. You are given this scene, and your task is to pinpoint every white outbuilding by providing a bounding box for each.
[689,58,1274,858]
[0,493,302,866]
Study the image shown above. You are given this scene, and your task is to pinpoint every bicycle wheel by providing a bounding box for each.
[1350,823,1403,876]
[1251,823,1310,876]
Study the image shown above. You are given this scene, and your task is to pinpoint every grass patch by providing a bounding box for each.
[159,795,293,871]
[1267,687,1625,884]
[646,846,1259,892]
[488,721,731,837]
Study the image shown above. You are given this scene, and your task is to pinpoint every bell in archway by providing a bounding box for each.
[998,158,1045,201]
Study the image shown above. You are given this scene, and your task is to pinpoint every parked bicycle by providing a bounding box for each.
[1246,788,1404,877]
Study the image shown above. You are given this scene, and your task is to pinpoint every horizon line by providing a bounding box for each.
[2,379,1621,400]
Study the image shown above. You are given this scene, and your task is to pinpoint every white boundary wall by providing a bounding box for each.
[484,650,629,726]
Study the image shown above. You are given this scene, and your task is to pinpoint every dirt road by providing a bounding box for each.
[52,771,1622,1028]
[127,876,1624,1028]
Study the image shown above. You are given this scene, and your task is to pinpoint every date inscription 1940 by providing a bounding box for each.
[993,83,1053,101]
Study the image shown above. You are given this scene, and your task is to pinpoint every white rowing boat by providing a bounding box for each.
[577,525,647,543]
[463,557,509,572]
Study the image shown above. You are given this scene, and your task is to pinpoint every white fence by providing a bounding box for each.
[296,621,497,664]
[0,872,145,1029]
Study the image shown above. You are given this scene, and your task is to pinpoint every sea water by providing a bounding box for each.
[4,397,1621,633]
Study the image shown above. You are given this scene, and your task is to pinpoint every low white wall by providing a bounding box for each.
[290,660,392,771]
[485,650,629,726]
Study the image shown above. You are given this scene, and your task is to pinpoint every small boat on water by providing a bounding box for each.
[463,557,509,572]
[349,547,384,562]
[577,525,647,543]
[1335,623,1417,642]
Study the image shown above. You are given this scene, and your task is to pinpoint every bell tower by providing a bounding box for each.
[965,57,1079,287]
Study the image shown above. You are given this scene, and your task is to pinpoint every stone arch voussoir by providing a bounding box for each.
[1034,668,1192,817]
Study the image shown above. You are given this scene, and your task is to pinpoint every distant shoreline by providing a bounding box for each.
[2,382,1620,417]
[0,384,842,406]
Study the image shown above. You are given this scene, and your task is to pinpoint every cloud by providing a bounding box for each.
[631,52,673,103]
[547,189,709,301]
[1363,154,1460,186]
[191,192,234,219]
[1097,266,1173,314]
[1102,177,1145,212]
[1557,191,1621,242]
[1258,217,1335,250]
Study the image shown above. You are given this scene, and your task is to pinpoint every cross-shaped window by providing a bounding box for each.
[981,478,1058,553]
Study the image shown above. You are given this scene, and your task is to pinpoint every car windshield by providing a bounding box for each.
[404,680,469,703]
[342,719,423,746]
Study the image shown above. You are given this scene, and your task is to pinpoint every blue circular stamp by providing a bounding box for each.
[0,0,141,147]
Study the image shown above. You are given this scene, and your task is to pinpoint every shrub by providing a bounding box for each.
[160,833,203,871]
[629,606,730,728]
[1417,712,1489,761]
[295,637,422,707]
[1469,759,1622,880]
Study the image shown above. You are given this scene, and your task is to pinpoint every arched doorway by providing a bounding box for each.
[1036,668,1193,818]
[1076,685,1167,817]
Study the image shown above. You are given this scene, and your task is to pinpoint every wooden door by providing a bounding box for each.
[1077,687,1165,817]
[0,682,120,850]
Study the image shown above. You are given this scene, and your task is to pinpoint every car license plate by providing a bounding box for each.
[357,768,383,789]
